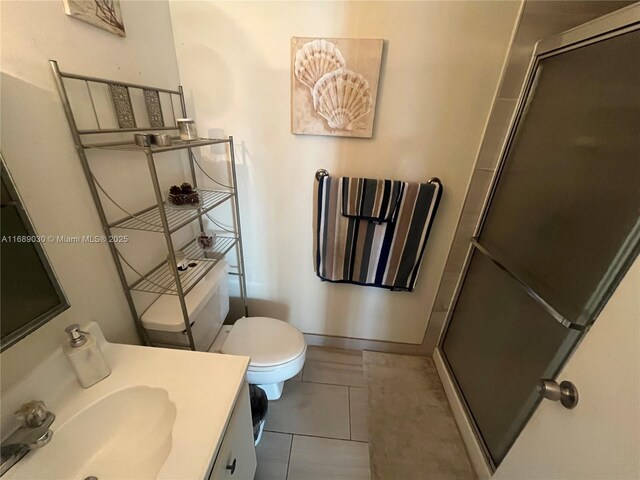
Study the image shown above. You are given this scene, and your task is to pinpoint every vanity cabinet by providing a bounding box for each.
[207,383,256,480]
[0,323,256,480]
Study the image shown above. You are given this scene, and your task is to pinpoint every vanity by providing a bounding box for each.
[0,323,257,479]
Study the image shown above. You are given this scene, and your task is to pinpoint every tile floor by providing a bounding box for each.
[255,346,370,480]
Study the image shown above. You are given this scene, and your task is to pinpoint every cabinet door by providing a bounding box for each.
[208,383,257,480]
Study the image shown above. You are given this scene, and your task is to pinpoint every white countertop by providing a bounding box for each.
[0,323,249,479]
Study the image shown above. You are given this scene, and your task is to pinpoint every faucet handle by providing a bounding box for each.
[14,401,51,428]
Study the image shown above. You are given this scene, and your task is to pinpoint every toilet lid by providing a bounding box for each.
[221,317,306,367]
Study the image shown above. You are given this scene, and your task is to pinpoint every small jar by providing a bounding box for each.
[149,133,172,146]
[134,133,151,146]
[177,118,198,141]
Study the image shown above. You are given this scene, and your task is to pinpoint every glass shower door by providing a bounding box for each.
[442,252,580,464]
[441,28,640,466]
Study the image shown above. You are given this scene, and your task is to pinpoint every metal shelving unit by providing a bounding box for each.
[110,189,234,233]
[50,60,249,350]
[128,236,238,295]
[84,137,231,152]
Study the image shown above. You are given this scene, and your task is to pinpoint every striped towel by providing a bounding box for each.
[316,175,442,292]
[341,177,404,223]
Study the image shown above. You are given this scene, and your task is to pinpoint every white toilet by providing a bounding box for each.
[140,260,306,400]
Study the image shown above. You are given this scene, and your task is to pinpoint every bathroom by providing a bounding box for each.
[1,0,639,479]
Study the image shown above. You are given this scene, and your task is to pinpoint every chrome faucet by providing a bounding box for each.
[0,401,55,476]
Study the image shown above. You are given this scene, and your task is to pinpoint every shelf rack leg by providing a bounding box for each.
[145,151,196,351]
[50,60,150,345]
[228,137,249,317]
[178,86,206,234]
[177,87,247,318]
[187,146,206,233]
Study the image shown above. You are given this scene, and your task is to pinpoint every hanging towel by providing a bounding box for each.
[341,177,404,223]
[316,175,442,292]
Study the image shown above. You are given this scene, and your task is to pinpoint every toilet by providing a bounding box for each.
[140,260,306,400]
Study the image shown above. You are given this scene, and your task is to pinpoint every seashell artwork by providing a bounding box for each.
[312,70,373,131]
[294,39,346,91]
[291,37,383,138]
[62,0,126,37]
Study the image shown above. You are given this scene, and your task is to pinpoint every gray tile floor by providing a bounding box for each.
[256,346,370,480]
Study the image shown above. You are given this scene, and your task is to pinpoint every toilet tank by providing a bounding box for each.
[141,260,229,351]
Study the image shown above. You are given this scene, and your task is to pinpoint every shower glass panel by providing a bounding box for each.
[441,17,639,470]
[442,252,580,464]
[479,30,640,325]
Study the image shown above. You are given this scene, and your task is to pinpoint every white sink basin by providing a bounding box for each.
[8,386,176,479]
[1,322,250,479]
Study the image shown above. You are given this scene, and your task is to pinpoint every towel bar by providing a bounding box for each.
[314,169,441,186]
[315,169,329,181]
[315,171,443,291]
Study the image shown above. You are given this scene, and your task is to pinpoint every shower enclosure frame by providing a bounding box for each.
[435,5,640,472]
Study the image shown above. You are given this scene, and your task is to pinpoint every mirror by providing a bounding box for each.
[1,155,69,352]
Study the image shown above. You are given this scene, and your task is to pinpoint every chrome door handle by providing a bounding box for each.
[539,379,579,409]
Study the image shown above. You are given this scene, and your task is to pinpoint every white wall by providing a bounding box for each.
[0,1,181,391]
[494,257,640,479]
[170,1,521,343]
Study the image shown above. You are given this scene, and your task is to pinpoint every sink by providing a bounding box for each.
[6,386,176,479]
[1,322,250,479]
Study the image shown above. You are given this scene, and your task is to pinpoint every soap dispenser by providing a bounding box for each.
[63,324,111,388]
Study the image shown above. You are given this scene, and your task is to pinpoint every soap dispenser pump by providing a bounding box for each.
[63,324,111,388]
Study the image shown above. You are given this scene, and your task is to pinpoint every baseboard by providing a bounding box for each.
[304,333,431,356]
[433,347,493,480]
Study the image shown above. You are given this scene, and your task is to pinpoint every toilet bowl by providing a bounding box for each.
[140,260,306,400]
[219,316,306,400]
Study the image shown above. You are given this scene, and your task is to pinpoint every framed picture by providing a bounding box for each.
[62,0,126,37]
[291,37,383,139]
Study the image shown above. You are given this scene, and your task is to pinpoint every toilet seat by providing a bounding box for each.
[246,350,306,372]
[221,317,306,368]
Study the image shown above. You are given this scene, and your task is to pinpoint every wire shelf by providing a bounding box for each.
[83,137,230,153]
[129,235,238,295]
[110,189,233,233]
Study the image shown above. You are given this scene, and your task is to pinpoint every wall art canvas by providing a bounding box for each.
[291,37,383,139]
[62,0,126,37]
